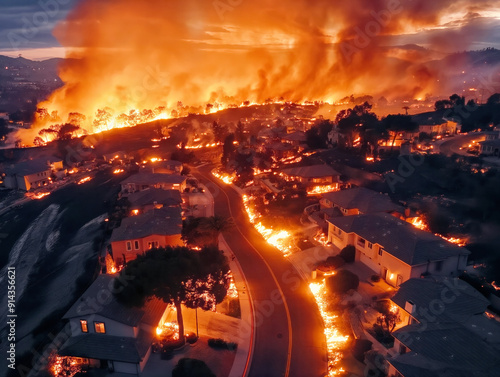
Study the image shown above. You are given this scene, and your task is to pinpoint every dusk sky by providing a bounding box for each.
[1,0,500,60]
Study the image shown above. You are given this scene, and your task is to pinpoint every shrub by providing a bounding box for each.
[339,245,356,263]
[208,338,238,351]
[172,358,216,377]
[326,269,359,294]
[352,339,373,362]
[316,255,345,271]
[370,274,381,282]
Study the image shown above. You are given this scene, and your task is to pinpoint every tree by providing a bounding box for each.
[200,215,235,246]
[57,123,81,140]
[235,120,246,144]
[222,133,236,166]
[172,358,216,377]
[381,114,418,152]
[114,246,230,344]
[336,102,378,148]
[374,300,400,332]
[306,119,334,149]
[325,269,359,295]
[211,120,228,143]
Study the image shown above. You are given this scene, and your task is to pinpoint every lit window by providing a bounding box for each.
[126,241,132,251]
[94,322,105,333]
[134,240,140,250]
[80,320,88,333]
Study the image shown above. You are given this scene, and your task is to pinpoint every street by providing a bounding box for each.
[193,166,328,377]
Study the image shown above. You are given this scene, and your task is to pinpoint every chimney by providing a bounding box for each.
[404,300,416,314]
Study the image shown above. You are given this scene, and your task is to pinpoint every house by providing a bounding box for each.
[280,164,341,187]
[327,213,470,287]
[320,187,403,218]
[125,188,182,215]
[2,157,63,190]
[120,173,187,193]
[479,139,500,157]
[390,277,490,327]
[59,275,169,374]
[282,131,306,146]
[388,277,500,377]
[110,207,183,265]
[144,160,183,174]
[412,112,458,136]
[266,142,295,160]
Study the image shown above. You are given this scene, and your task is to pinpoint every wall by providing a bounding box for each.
[111,234,183,265]
[113,361,140,374]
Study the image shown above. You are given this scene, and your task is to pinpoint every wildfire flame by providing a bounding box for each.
[410,217,467,246]
[307,185,339,196]
[242,194,293,257]
[77,176,92,185]
[309,280,349,375]
[212,169,236,185]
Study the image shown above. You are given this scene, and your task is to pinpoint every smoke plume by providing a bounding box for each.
[17,0,499,143]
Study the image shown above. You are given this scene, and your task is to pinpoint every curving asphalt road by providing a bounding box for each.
[193,166,328,377]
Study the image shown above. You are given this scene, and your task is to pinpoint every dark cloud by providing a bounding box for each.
[0,0,79,52]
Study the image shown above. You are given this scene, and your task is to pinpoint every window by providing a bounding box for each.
[80,320,88,333]
[400,344,407,355]
[148,241,159,249]
[378,248,383,256]
[357,237,366,247]
[368,242,373,249]
[435,260,443,272]
[126,241,132,251]
[94,322,106,333]
[134,240,140,250]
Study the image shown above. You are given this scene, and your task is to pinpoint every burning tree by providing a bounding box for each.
[113,246,230,344]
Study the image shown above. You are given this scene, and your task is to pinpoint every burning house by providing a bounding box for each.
[280,164,341,194]
[120,173,187,193]
[59,275,170,374]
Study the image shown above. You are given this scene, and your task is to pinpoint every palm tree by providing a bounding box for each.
[200,215,235,246]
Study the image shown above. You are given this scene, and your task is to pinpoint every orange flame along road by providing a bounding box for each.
[410,216,467,246]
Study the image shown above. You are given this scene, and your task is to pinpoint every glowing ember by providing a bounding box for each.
[309,280,349,375]
[242,195,293,257]
[113,168,124,174]
[366,156,374,162]
[212,169,235,185]
[491,281,500,291]
[226,271,239,299]
[307,185,339,196]
[27,191,51,200]
[48,355,84,377]
[156,320,180,340]
[314,231,329,246]
[280,156,303,165]
[77,176,92,185]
